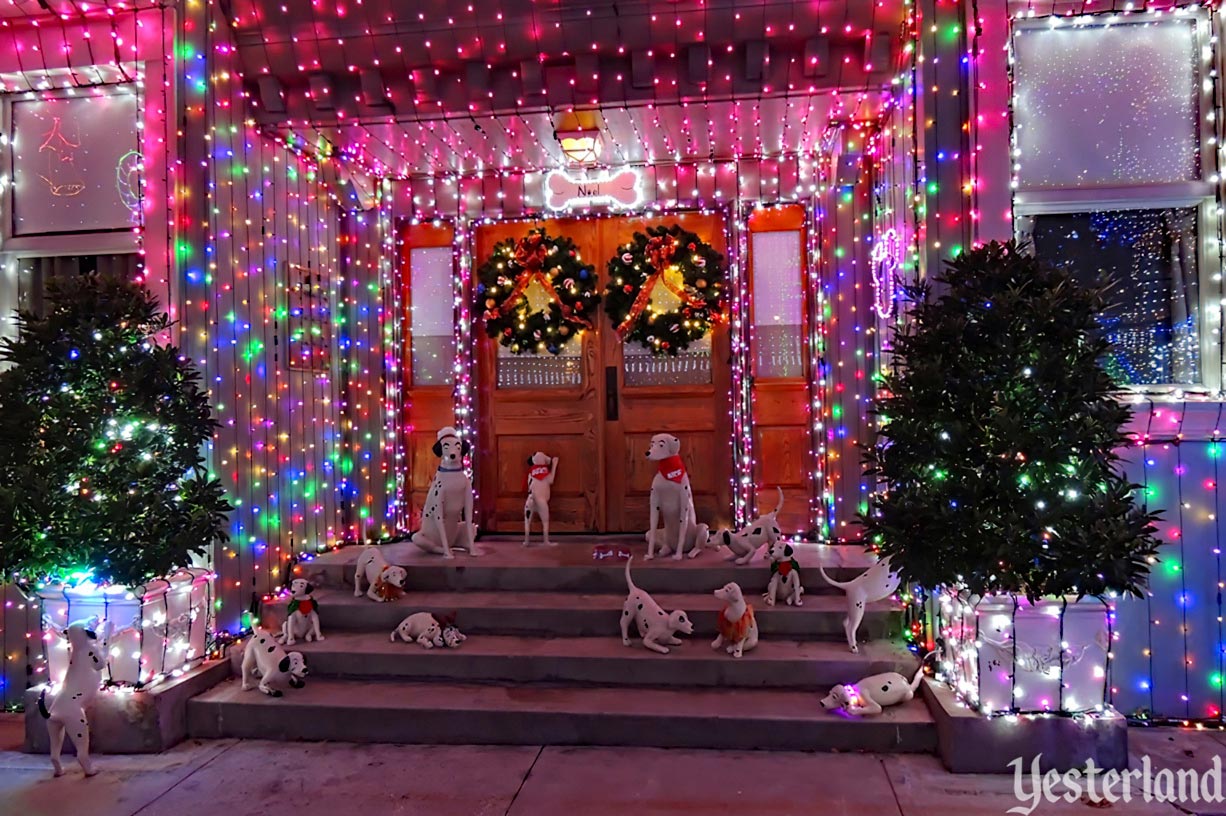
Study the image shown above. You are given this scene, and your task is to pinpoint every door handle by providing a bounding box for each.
[605,366,619,421]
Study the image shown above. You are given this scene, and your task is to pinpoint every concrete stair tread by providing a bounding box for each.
[192,676,934,724]
[290,630,911,664]
[274,632,919,689]
[277,587,897,615]
[306,538,881,571]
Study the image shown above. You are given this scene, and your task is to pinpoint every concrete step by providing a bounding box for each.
[297,539,881,594]
[187,677,937,752]
[277,632,917,689]
[263,588,899,641]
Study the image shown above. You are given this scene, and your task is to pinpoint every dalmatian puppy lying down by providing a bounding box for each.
[713,487,785,565]
[390,612,443,648]
[620,555,693,654]
[820,651,936,716]
[242,628,309,697]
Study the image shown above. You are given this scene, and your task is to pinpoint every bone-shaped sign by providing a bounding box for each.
[545,168,642,211]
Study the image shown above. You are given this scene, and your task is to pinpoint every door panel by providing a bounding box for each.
[600,211,733,532]
[475,212,731,532]
[399,222,457,529]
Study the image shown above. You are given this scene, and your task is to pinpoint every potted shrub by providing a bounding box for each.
[860,241,1160,714]
[0,272,231,687]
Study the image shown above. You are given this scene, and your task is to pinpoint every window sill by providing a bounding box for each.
[1119,396,1225,442]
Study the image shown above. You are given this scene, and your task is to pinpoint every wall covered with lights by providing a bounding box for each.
[1110,405,1226,721]
[189,2,346,636]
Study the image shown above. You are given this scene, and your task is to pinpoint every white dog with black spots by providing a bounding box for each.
[411,426,480,558]
[242,627,308,697]
[38,622,106,777]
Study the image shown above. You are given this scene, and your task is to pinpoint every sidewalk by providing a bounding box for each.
[1,715,1222,816]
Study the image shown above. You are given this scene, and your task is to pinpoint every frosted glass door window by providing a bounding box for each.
[751,230,805,378]
[623,334,711,386]
[409,246,455,385]
[497,343,582,388]
[1012,20,1199,189]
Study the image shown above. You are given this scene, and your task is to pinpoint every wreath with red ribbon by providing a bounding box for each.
[476,228,600,355]
[603,224,726,355]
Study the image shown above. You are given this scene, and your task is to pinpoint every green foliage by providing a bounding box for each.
[859,241,1160,599]
[603,223,725,355]
[476,228,601,355]
[0,273,231,586]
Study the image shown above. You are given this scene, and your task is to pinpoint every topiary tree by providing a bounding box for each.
[859,241,1160,599]
[0,272,231,586]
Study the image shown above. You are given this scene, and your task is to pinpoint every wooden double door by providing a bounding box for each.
[476,212,732,533]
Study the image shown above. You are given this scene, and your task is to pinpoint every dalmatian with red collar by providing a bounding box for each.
[644,433,701,561]
[353,544,408,602]
[281,577,324,645]
[522,451,558,547]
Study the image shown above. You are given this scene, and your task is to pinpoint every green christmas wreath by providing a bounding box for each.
[603,223,726,355]
[476,228,600,355]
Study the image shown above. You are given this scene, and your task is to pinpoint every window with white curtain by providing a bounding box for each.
[409,246,455,386]
[1011,13,1221,391]
[750,230,805,379]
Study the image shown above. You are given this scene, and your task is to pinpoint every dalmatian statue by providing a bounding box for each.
[820,651,936,716]
[712,487,785,565]
[644,433,700,561]
[241,627,308,697]
[620,555,693,654]
[411,426,480,558]
[281,577,323,645]
[353,544,408,602]
[390,612,442,648]
[38,621,106,777]
[712,581,758,658]
[523,451,559,547]
[818,555,900,653]
[764,536,804,607]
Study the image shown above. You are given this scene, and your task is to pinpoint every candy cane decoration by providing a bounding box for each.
[870,228,901,321]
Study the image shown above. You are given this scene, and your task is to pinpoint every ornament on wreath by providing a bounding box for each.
[476,228,600,355]
[603,223,726,355]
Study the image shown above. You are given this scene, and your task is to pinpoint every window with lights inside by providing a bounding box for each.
[1011,11,1223,394]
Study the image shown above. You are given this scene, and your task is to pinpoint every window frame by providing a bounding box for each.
[1010,11,1224,396]
[0,82,143,253]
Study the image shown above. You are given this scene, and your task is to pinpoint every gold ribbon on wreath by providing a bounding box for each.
[615,233,710,338]
[485,232,593,330]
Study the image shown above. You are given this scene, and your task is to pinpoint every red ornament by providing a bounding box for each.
[623,284,634,293]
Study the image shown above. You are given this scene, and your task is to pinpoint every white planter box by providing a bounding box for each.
[938,591,1112,714]
[39,567,213,688]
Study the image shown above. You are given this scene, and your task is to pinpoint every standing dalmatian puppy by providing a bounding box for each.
[411,426,480,559]
[38,622,106,777]
[522,451,559,547]
[644,433,699,561]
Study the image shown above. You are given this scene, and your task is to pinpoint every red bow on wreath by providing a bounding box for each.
[616,233,710,339]
[485,233,593,330]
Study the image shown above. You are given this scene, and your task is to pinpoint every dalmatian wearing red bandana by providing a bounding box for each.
[764,535,804,607]
[281,577,324,645]
[644,433,703,561]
